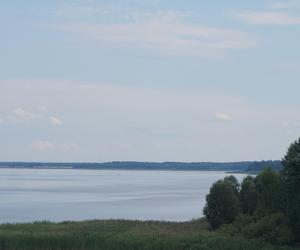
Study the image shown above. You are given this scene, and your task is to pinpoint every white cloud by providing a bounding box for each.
[234,11,300,25]
[12,108,41,121]
[50,4,258,59]
[215,113,233,121]
[31,140,82,151]
[49,116,63,126]
[31,140,54,151]
[4,107,43,123]
[0,106,63,126]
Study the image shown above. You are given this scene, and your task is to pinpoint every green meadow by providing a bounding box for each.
[0,219,296,250]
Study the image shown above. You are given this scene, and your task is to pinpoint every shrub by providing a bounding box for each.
[222,213,294,245]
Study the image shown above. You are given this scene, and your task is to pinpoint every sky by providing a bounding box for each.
[0,0,299,162]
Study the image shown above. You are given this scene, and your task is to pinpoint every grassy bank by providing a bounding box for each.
[0,219,296,250]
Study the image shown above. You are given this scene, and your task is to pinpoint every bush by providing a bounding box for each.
[221,213,294,245]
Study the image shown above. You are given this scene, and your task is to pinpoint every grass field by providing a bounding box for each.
[0,219,296,250]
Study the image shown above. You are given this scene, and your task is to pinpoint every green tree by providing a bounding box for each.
[255,167,285,214]
[224,175,240,195]
[204,176,241,229]
[240,176,258,215]
[282,138,300,240]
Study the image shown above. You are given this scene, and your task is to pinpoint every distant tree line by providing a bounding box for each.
[0,161,282,172]
[246,160,283,172]
[204,138,300,246]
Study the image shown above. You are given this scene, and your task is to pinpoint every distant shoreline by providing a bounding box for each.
[0,160,281,173]
[0,166,250,173]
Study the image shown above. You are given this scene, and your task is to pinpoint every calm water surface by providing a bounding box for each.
[0,169,247,223]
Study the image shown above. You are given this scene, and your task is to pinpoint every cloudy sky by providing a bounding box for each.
[0,0,299,162]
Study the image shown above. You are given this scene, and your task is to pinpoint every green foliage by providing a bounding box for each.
[204,176,241,229]
[0,220,295,250]
[204,168,292,245]
[282,138,300,240]
[223,175,240,194]
[221,213,294,245]
[204,137,300,246]
[240,176,258,215]
[255,168,285,214]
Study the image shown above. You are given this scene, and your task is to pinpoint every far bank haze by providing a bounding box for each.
[0,161,282,173]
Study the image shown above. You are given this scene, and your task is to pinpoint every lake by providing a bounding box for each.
[0,168,247,223]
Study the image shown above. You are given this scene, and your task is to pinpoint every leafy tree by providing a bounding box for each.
[224,175,240,195]
[240,176,258,215]
[204,176,241,229]
[255,167,285,214]
[282,138,300,240]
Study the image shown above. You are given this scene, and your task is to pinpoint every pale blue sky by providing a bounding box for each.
[0,0,299,162]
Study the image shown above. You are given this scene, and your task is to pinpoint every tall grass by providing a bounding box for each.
[0,219,295,250]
